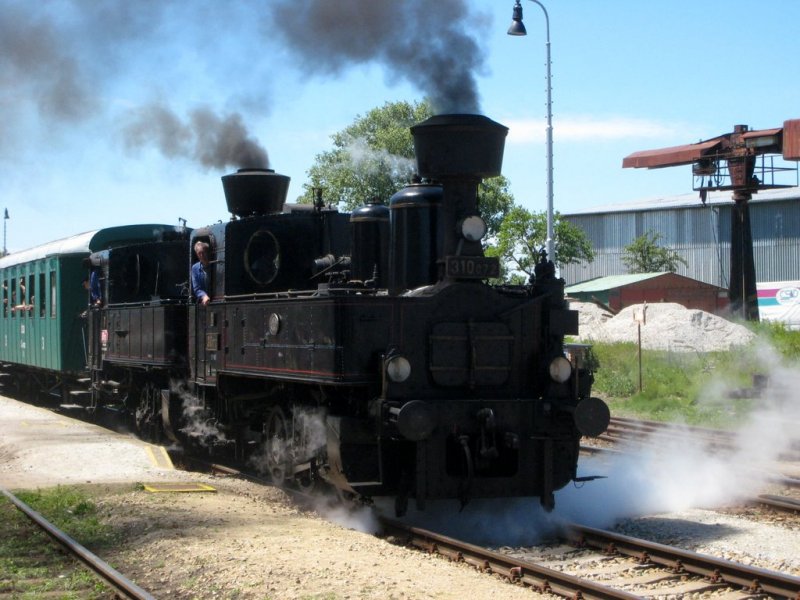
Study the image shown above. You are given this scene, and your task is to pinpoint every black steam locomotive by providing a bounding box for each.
[64,114,610,512]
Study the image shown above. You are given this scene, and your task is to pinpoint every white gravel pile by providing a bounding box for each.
[570,301,756,352]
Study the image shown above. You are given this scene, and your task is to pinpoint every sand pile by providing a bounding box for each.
[569,301,756,352]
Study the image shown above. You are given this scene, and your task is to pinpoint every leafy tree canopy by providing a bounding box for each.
[622,230,688,273]
[486,207,594,283]
[298,99,513,236]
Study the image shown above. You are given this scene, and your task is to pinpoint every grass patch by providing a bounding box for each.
[15,486,118,550]
[0,487,118,599]
[589,324,800,426]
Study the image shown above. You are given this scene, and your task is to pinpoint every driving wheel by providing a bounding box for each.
[264,407,291,483]
[135,381,161,441]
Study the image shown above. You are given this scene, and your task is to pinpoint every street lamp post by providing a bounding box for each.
[508,0,555,265]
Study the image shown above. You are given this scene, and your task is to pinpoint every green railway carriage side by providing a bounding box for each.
[0,225,189,376]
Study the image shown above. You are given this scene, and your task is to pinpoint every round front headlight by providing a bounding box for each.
[460,215,487,242]
[386,355,411,383]
[549,356,572,383]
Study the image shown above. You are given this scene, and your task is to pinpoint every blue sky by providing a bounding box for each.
[2,0,799,252]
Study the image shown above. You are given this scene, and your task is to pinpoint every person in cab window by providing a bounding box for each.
[82,258,102,306]
[191,241,211,305]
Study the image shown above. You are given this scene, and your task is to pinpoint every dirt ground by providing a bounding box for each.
[93,480,547,600]
[0,396,546,599]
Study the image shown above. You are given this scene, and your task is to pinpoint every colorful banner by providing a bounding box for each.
[757,281,800,330]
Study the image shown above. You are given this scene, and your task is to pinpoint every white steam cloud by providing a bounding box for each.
[344,137,416,180]
[170,379,228,447]
[248,407,328,478]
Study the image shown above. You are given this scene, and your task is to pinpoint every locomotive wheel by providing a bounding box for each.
[294,468,318,493]
[135,381,161,442]
[264,407,291,483]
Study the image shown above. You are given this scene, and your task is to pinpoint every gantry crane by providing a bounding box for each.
[623,119,800,320]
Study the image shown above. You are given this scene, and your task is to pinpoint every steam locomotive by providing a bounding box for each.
[2,114,609,513]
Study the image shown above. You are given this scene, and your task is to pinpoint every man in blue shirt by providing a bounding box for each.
[89,269,102,305]
[82,258,102,306]
[191,241,211,305]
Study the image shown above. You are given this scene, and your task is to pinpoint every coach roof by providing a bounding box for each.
[0,224,185,269]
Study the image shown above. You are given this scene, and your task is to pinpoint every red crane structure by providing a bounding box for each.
[622,119,800,321]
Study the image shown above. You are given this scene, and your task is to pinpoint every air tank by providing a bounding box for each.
[388,182,443,294]
[350,199,389,287]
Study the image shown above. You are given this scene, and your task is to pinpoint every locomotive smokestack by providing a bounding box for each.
[411,114,508,180]
[221,168,290,218]
[410,114,507,274]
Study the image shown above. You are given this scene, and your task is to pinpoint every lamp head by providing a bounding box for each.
[507,0,527,36]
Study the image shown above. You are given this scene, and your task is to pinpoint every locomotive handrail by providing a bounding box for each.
[102,298,189,308]
[222,290,315,301]
[222,287,380,302]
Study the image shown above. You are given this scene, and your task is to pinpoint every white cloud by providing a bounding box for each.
[504,115,686,144]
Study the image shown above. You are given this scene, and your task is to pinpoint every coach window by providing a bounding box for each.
[2,279,7,317]
[50,271,57,318]
[27,274,34,317]
[39,273,45,318]
[10,278,16,316]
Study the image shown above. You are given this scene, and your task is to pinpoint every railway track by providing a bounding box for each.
[184,454,800,600]
[0,487,155,600]
[381,516,800,599]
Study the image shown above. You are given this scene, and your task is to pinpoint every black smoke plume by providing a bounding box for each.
[268,0,488,114]
[123,102,269,170]
[1,1,268,170]
[0,2,171,132]
[0,3,96,127]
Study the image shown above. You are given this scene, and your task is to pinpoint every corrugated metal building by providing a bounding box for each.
[564,273,728,314]
[560,187,800,289]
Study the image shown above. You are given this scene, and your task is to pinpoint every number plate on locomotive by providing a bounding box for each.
[445,256,500,279]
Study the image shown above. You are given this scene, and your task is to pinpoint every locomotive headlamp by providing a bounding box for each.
[386,355,412,383]
[395,400,436,441]
[549,356,572,383]
[459,215,487,242]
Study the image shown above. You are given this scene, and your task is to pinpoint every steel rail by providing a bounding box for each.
[1,487,155,600]
[379,516,641,600]
[757,494,800,513]
[566,522,800,599]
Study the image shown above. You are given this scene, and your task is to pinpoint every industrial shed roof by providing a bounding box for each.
[563,186,800,217]
[565,272,725,295]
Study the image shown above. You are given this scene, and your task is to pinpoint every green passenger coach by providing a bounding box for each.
[0,225,187,400]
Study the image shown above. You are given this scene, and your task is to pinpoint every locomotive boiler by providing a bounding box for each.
[83,113,609,513]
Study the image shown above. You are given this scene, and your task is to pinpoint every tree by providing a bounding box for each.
[622,230,687,273]
[487,207,594,283]
[299,99,514,237]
